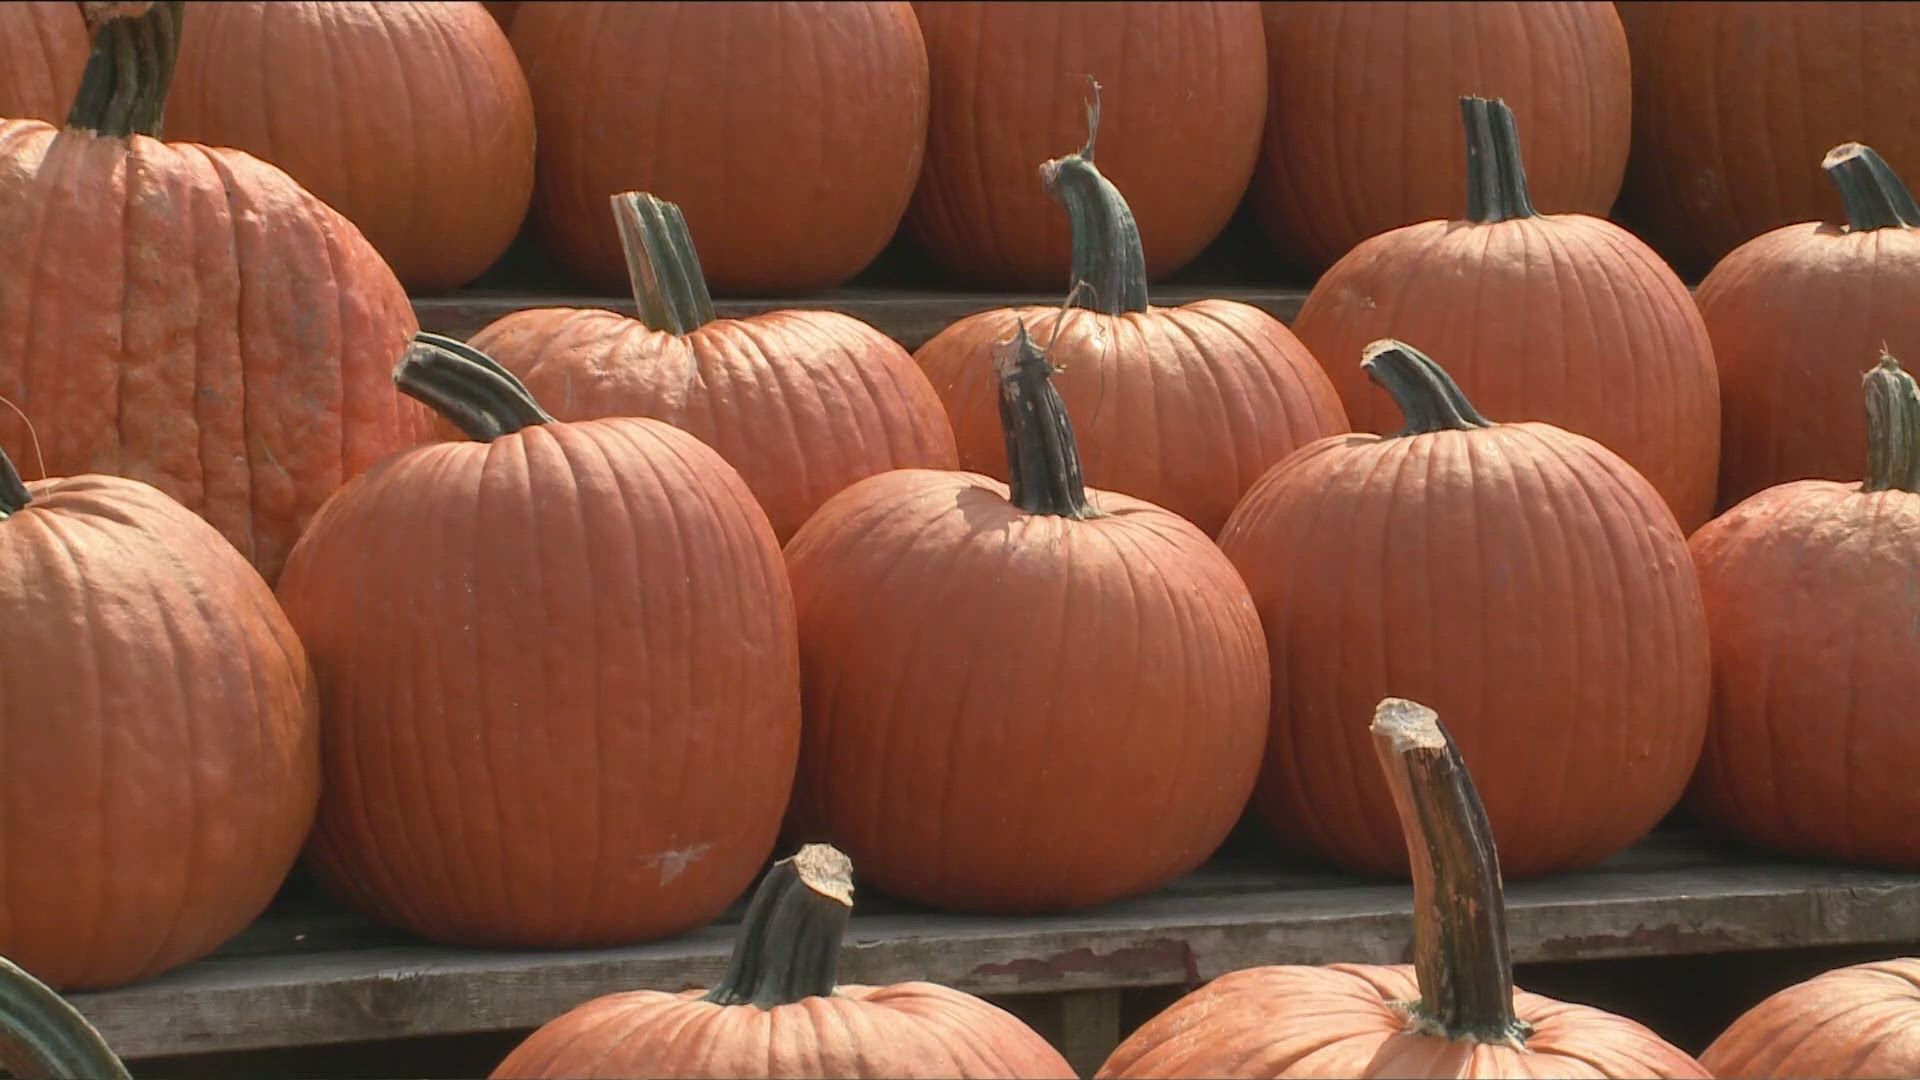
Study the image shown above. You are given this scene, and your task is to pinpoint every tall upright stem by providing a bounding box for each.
[703,845,853,1009]
[1038,81,1149,316]
[1460,97,1538,223]
[1824,143,1920,232]
[996,320,1100,520]
[67,1,182,138]
[610,192,717,337]
[1863,350,1920,493]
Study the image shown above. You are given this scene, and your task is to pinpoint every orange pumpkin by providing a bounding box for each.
[1701,957,1920,1079]
[1098,698,1709,1079]
[0,2,86,123]
[492,845,1077,1079]
[277,334,800,948]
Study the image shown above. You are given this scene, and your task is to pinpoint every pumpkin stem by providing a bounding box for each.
[1372,698,1532,1049]
[1039,79,1149,317]
[394,332,555,443]
[1461,97,1538,224]
[703,844,853,1009]
[0,446,29,520]
[1862,350,1920,493]
[66,1,182,139]
[611,192,717,336]
[998,319,1102,520]
[0,954,131,1080]
[1824,143,1920,232]
[1362,339,1496,437]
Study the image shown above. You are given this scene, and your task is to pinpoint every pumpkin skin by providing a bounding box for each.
[0,462,318,992]
[0,2,429,584]
[0,3,86,123]
[1254,2,1630,272]
[277,335,801,948]
[511,2,928,295]
[908,1,1266,287]
[1701,959,1920,1079]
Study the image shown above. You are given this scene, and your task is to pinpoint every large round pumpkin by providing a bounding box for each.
[165,1,536,294]
[784,322,1269,913]
[1701,957,1920,1079]
[277,334,800,947]
[493,845,1077,1079]
[1697,143,1920,510]
[0,441,318,991]
[1291,97,1718,532]
[0,1,428,584]
[1216,341,1710,879]
[914,108,1347,536]
[0,3,86,123]
[907,1,1265,287]
[1253,1,1630,272]
[1098,698,1709,1079]
[511,1,928,295]
[469,192,957,542]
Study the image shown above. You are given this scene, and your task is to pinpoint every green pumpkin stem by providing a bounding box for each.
[998,319,1102,519]
[1362,339,1496,437]
[1862,350,1920,493]
[1372,698,1532,1050]
[611,192,717,336]
[1461,97,1538,223]
[394,332,555,443]
[0,955,131,1080]
[66,0,183,138]
[0,448,29,520]
[703,845,853,1009]
[1039,80,1149,316]
[1824,143,1920,232]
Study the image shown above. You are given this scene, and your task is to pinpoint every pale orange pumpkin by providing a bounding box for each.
[1702,957,1920,1079]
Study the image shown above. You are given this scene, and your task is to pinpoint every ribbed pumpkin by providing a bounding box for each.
[469,192,958,542]
[0,442,318,991]
[1617,2,1920,273]
[1254,1,1630,272]
[907,1,1266,287]
[0,2,86,123]
[1688,354,1920,871]
[1702,957,1920,1079]
[277,334,800,948]
[913,106,1347,536]
[1217,341,1710,879]
[511,2,927,295]
[0,953,131,1079]
[1292,97,1718,532]
[1097,698,1710,1079]
[0,1,428,584]
[493,845,1077,1080]
[784,322,1268,913]
[1697,143,1920,510]
[165,1,535,293]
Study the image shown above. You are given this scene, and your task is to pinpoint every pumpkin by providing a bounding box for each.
[1097,698,1711,1079]
[783,320,1269,913]
[165,1,535,294]
[1253,1,1630,272]
[0,1,428,585]
[510,1,927,295]
[1687,353,1920,871]
[1696,143,1920,510]
[468,192,958,542]
[1616,2,1920,274]
[1701,956,1920,1079]
[0,953,130,1079]
[0,440,318,991]
[0,3,86,123]
[1291,97,1719,532]
[276,333,800,948]
[913,100,1348,536]
[906,1,1265,288]
[492,844,1077,1079]
[1216,341,1710,879]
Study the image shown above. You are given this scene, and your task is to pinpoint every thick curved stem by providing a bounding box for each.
[394,332,555,443]
[703,845,853,1009]
[67,1,181,138]
[996,319,1101,519]
[0,955,131,1079]
[1824,143,1920,232]
[1372,698,1531,1049]
[1362,340,1496,437]
[1038,80,1148,316]
[0,446,29,521]
[1460,97,1538,224]
[611,192,716,336]
[1863,350,1920,493]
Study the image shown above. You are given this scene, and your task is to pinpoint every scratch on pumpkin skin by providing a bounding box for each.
[640,843,713,885]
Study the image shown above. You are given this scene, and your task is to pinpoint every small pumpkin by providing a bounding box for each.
[1701,956,1920,1079]
[0,953,131,1079]
[1097,698,1710,1079]
[468,192,958,542]
[0,2,86,123]
[1216,341,1710,879]
[277,333,800,948]
[914,98,1348,536]
[784,320,1269,913]
[492,844,1077,1079]
[1697,143,1920,510]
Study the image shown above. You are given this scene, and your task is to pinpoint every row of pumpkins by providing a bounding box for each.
[4,2,1914,294]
